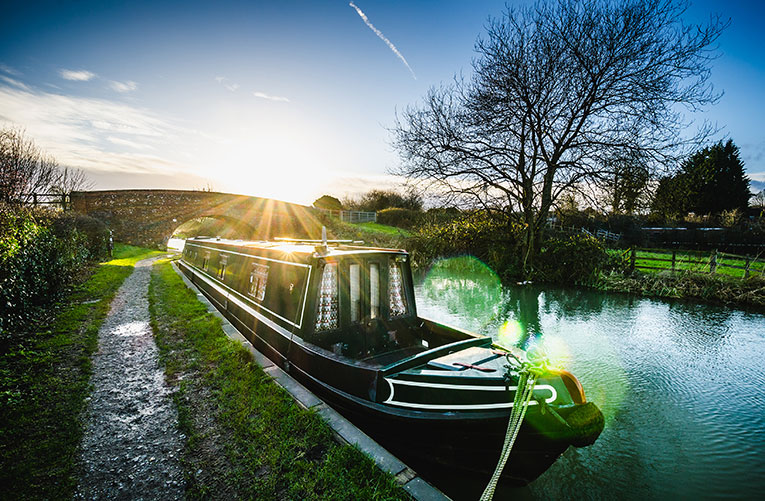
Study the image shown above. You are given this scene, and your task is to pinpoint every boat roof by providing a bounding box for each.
[186,236,408,258]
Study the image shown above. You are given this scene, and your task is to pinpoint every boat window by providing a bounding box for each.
[248,263,269,301]
[350,263,361,323]
[389,259,408,318]
[315,263,339,332]
[370,263,380,319]
[218,255,228,280]
[202,252,210,272]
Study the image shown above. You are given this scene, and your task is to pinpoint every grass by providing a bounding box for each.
[600,246,765,307]
[0,243,164,500]
[613,248,765,279]
[599,269,765,308]
[148,258,409,500]
[353,221,411,237]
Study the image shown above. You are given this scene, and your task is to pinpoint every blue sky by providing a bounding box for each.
[1,0,764,204]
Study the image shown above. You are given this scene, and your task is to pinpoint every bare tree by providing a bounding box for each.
[51,166,94,195]
[600,150,652,215]
[391,0,725,272]
[0,127,59,203]
[752,190,765,211]
[0,126,90,205]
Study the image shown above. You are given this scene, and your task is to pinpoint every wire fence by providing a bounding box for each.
[318,209,377,223]
[547,222,622,242]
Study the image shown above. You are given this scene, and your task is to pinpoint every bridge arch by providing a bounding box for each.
[170,214,258,240]
[71,189,323,248]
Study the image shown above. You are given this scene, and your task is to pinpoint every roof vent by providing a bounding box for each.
[315,226,329,255]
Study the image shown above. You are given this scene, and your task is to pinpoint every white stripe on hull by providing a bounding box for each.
[383,378,557,410]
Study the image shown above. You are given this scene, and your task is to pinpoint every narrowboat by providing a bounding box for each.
[178,235,604,486]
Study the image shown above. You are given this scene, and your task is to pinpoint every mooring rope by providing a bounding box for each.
[479,358,543,501]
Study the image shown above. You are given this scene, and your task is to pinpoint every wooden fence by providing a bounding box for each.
[548,222,622,242]
[628,248,764,279]
[14,193,70,209]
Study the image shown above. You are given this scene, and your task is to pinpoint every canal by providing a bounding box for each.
[412,257,765,499]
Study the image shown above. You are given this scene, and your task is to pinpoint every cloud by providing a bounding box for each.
[349,2,416,80]
[107,136,154,150]
[0,64,21,77]
[0,75,31,91]
[109,80,138,93]
[60,69,97,81]
[214,76,239,92]
[0,81,185,176]
[253,91,290,102]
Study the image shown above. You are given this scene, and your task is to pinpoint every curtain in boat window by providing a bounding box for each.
[350,263,361,323]
[370,263,380,319]
[315,263,338,331]
[389,259,407,317]
[248,263,269,302]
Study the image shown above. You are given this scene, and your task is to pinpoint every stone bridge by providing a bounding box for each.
[71,189,323,248]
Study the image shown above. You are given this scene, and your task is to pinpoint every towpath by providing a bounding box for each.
[76,257,185,500]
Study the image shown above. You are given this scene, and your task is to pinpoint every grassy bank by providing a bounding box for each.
[598,270,765,308]
[148,258,408,500]
[0,243,163,500]
[354,221,411,237]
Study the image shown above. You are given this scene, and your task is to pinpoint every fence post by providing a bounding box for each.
[630,248,636,272]
[710,249,717,274]
[744,257,751,279]
[671,250,676,272]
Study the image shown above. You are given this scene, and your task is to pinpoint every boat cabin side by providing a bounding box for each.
[180,239,474,368]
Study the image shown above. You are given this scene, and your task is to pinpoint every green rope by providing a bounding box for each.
[480,359,544,501]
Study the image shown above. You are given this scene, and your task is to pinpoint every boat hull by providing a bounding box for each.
[177,254,602,487]
[288,362,572,486]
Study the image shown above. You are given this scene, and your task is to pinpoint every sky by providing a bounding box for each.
[1,0,764,205]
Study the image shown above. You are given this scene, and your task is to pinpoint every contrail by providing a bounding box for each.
[349,2,416,80]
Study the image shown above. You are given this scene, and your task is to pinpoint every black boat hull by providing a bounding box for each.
[288,361,571,486]
[177,248,604,488]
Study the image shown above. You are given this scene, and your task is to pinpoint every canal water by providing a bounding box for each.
[413,257,765,500]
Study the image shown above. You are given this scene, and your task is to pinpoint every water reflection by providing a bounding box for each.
[414,258,765,499]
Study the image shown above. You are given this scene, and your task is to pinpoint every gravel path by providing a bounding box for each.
[77,257,185,500]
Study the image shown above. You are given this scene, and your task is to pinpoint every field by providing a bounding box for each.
[624,248,765,279]
[353,221,411,237]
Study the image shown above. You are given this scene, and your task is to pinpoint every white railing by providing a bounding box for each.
[319,209,377,223]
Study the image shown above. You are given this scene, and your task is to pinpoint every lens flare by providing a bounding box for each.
[497,319,523,348]
[532,335,571,370]
[420,256,502,331]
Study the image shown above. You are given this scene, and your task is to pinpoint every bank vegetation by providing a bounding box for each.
[0,243,162,499]
[148,259,408,499]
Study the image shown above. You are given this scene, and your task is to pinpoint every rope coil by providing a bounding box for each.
[479,353,545,501]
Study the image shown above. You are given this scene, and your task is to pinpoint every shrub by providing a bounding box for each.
[0,206,106,338]
[51,213,110,261]
[420,207,462,225]
[604,214,646,247]
[312,195,343,211]
[343,189,423,212]
[406,211,526,280]
[536,234,611,285]
[377,208,421,229]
